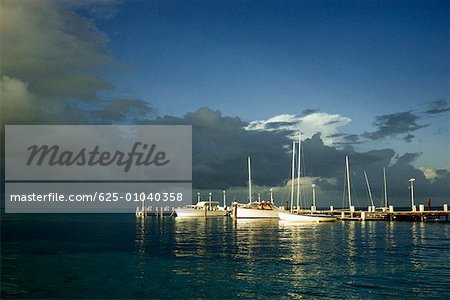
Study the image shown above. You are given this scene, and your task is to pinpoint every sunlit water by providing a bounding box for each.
[1,215,449,299]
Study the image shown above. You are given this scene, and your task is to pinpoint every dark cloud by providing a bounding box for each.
[327,133,360,144]
[395,152,420,165]
[264,121,298,130]
[145,107,292,189]
[144,108,450,205]
[0,0,152,125]
[363,111,428,142]
[140,110,450,206]
[424,99,450,115]
[92,98,153,123]
[324,120,341,126]
[302,108,320,116]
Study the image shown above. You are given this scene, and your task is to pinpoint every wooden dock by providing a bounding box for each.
[316,209,450,222]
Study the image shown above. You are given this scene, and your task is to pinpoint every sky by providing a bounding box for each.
[1,0,449,206]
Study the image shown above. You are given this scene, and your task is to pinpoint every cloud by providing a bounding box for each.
[0,0,151,125]
[92,98,154,123]
[138,106,447,205]
[419,167,438,181]
[138,107,448,205]
[144,107,292,189]
[424,99,450,115]
[363,111,428,143]
[302,108,320,116]
[245,112,351,145]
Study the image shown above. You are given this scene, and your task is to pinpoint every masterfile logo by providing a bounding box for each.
[25,142,170,172]
[5,125,192,181]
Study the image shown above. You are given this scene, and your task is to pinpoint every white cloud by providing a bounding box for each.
[419,167,438,182]
[244,112,351,145]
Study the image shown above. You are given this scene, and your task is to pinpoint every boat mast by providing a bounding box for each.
[383,167,388,208]
[345,156,352,208]
[364,171,375,207]
[248,157,252,204]
[296,132,301,212]
[290,141,295,213]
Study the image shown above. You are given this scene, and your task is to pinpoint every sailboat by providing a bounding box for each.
[232,157,281,219]
[278,133,336,223]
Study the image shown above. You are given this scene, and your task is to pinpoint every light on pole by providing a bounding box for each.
[409,178,416,211]
[311,184,317,212]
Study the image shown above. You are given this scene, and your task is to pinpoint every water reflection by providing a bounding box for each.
[130,217,449,298]
[410,222,426,272]
[348,221,357,275]
[134,217,148,281]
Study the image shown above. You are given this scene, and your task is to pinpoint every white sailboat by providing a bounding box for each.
[232,157,281,219]
[278,133,336,223]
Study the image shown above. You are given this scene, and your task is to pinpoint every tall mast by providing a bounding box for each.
[290,141,295,213]
[248,157,252,204]
[296,132,301,212]
[345,156,352,208]
[364,171,375,207]
[383,167,388,208]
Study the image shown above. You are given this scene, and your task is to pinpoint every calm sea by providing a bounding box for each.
[1,214,449,299]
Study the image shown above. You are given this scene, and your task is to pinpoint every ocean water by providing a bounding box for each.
[1,214,449,299]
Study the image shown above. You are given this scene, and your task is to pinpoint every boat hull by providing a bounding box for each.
[234,207,280,219]
[175,208,227,218]
[278,212,336,222]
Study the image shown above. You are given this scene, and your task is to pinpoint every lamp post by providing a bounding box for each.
[223,190,226,208]
[409,178,416,211]
[197,192,200,203]
[311,184,317,212]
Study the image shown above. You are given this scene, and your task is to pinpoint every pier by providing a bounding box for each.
[303,205,450,222]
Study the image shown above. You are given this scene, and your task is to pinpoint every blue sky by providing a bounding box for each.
[89,0,449,168]
[97,0,447,118]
